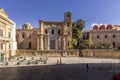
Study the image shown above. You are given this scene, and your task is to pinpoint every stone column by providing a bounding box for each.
[58,38,61,50]
[55,38,58,50]
[47,36,50,50]
[62,37,66,50]
[5,43,8,62]
[37,37,39,50]
[40,35,44,50]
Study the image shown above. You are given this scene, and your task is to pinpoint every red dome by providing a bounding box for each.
[107,24,113,29]
[93,25,99,30]
[99,25,106,30]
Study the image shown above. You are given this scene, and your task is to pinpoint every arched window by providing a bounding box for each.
[22,34,24,38]
[97,35,100,38]
[68,41,70,46]
[67,14,70,18]
[104,35,107,38]
[113,42,116,48]
[51,29,54,34]
[22,32,26,38]
[28,42,32,49]
[58,30,60,35]
[68,31,70,36]
[45,29,48,34]
[67,22,70,27]
[113,35,116,38]
[86,34,89,39]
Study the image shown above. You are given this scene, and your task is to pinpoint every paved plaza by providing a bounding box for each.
[0,57,120,80]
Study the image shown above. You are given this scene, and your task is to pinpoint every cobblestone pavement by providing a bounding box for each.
[0,57,120,80]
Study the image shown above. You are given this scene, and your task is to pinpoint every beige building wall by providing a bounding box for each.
[0,8,17,61]
[83,24,120,48]
[16,12,72,50]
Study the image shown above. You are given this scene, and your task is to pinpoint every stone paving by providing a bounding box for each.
[0,57,120,80]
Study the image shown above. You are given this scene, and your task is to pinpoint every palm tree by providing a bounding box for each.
[76,19,85,31]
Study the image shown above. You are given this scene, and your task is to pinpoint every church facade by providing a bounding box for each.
[83,24,120,48]
[16,12,72,50]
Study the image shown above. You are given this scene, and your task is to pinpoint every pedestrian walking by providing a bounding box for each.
[86,64,89,71]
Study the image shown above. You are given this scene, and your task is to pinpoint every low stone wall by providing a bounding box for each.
[82,49,120,58]
[16,50,80,57]
[16,49,120,58]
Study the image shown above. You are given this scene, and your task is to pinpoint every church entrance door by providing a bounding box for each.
[50,40,55,49]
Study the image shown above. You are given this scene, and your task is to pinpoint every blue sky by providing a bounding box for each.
[0,0,120,30]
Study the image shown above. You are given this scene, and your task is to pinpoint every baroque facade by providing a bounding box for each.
[0,8,17,61]
[16,12,72,50]
[83,24,120,48]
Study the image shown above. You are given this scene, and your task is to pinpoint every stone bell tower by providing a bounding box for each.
[62,12,72,49]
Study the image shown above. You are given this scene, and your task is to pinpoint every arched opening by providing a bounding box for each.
[45,29,48,34]
[67,22,70,27]
[28,42,32,49]
[51,29,54,34]
[22,32,26,38]
[113,42,116,48]
[58,30,60,35]
[50,39,55,49]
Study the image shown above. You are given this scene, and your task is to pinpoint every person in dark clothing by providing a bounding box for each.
[86,64,89,71]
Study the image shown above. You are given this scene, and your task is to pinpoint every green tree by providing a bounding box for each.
[84,40,92,48]
[72,19,85,49]
[76,19,85,31]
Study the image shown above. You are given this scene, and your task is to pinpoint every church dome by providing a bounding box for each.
[22,23,33,30]
[93,25,99,30]
[107,24,113,29]
[99,24,106,30]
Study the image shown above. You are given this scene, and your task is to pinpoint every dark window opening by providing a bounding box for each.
[58,30,60,35]
[28,42,31,49]
[105,35,107,38]
[113,42,116,48]
[113,35,115,38]
[68,31,70,36]
[45,29,48,34]
[51,29,54,34]
[86,34,89,39]
[67,15,70,17]
[97,35,100,38]
[29,35,31,39]
[83,35,85,39]
[22,34,24,38]
[67,22,70,27]
[68,41,70,46]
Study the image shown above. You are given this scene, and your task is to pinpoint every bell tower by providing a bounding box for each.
[63,12,72,49]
